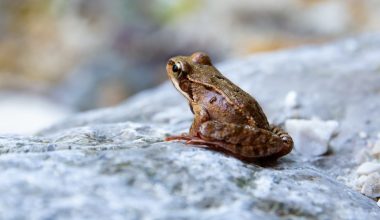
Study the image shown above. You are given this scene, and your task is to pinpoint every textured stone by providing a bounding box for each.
[2,34,380,219]
[371,140,380,158]
[361,173,380,198]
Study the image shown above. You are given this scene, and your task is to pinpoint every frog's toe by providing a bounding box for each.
[165,134,192,141]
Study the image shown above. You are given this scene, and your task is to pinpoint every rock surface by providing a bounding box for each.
[2,34,380,219]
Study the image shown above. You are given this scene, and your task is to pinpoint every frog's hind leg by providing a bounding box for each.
[185,138,263,162]
[267,125,293,158]
[198,121,293,158]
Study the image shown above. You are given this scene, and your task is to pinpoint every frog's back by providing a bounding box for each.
[189,64,270,129]
[212,72,270,129]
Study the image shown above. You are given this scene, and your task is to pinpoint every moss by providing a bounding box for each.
[234,177,252,188]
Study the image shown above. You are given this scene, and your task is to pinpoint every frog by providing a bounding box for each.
[165,52,293,160]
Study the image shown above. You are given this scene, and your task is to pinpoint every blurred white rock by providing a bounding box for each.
[0,93,72,135]
[371,140,380,158]
[354,148,372,164]
[284,90,299,109]
[355,175,369,189]
[359,131,368,139]
[360,172,380,198]
[285,118,339,157]
[356,162,380,175]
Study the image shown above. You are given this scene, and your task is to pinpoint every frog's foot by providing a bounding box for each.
[185,137,228,148]
[165,135,210,149]
[165,133,192,141]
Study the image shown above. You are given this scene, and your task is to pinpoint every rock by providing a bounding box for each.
[356,162,380,175]
[355,175,370,189]
[354,148,372,164]
[371,140,380,158]
[284,90,299,109]
[361,173,380,198]
[359,131,368,139]
[285,119,339,157]
[0,93,72,135]
[2,34,380,219]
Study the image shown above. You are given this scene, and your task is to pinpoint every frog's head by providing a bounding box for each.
[166,52,213,101]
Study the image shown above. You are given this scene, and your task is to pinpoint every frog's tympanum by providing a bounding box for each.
[166,52,293,160]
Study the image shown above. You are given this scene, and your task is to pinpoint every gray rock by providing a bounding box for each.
[2,33,380,219]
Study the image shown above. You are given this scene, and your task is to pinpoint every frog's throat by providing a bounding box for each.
[171,79,192,101]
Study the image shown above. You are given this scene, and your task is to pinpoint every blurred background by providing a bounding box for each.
[1,0,380,134]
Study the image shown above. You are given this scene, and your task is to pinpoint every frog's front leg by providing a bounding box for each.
[165,104,209,141]
[190,121,293,158]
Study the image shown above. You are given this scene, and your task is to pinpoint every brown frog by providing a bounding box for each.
[165,52,293,160]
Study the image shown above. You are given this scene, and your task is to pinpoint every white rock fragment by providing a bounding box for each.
[354,149,371,164]
[355,175,369,190]
[284,91,299,109]
[371,140,380,158]
[0,93,72,135]
[359,131,368,139]
[285,119,339,157]
[121,128,139,140]
[360,173,380,198]
[356,162,380,175]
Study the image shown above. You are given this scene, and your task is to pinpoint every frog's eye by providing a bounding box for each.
[172,62,184,78]
[172,63,181,73]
